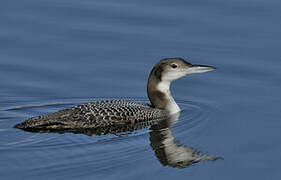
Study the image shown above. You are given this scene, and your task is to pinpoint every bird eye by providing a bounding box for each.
[171,64,178,69]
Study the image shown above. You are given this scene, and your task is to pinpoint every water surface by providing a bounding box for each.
[1,0,281,179]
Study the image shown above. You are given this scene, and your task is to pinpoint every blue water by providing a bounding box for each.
[1,0,281,179]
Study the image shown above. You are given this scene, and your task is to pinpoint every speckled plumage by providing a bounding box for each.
[14,100,168,133]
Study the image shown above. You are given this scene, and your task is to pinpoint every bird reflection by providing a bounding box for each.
[149,112,219,168]
[19,112,220,168]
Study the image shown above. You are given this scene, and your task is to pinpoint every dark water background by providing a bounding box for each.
[1,0,281,179]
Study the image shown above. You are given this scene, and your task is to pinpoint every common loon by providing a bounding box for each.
[14,58,215,131]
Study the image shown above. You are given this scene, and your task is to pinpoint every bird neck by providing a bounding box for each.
[147,76,180,114]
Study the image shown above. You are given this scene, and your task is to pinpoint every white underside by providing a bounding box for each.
[165,101,181,114]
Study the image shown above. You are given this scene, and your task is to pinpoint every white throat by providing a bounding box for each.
[148,77,181,114]
[157,81,180,114]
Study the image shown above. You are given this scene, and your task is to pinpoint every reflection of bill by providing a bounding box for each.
[150,112,220,168]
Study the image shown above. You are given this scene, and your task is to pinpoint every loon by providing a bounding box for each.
[14,58,215,132]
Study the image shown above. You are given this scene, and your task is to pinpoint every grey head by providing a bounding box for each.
[150,57,216,82]
[147,58,215,114]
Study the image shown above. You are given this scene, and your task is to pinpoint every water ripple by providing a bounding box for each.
[1,97,217,147]
[0,97,219,174]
